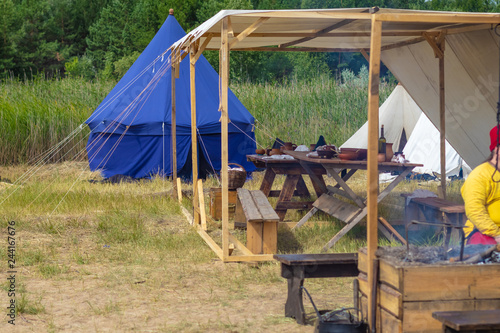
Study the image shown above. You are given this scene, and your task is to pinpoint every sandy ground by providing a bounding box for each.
[2,229,355,333]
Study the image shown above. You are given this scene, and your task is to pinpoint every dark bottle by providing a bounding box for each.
[379,124,386,154]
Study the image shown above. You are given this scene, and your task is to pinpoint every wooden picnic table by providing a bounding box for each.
[285,150,423,251]
[247,154,327,220]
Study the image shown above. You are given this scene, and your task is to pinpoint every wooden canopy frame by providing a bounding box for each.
[167,8,500,330]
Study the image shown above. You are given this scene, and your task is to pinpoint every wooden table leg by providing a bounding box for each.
[260,168,276,197]
[299,161,327,197]
[295,175,311,198]
[276,174,300,221]
[282,264,306,325]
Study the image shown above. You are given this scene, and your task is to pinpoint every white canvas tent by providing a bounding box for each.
[342,84,472,178]
[341,84,421,152]
[403,113,472,178]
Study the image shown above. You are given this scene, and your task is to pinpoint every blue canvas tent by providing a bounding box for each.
[86,13,256,179]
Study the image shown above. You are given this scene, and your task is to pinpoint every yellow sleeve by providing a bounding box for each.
[461,166,500,237]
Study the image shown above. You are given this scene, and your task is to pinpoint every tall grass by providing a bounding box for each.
[233,69,395,148]
[0,75,114,164]
[0,70,394,165]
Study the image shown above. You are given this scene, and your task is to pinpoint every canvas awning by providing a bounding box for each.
[169,8,500,170]
[168,8,500,330]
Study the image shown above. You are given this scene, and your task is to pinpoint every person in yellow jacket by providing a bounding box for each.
[461,125,500,245]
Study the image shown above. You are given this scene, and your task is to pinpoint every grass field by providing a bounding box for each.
[0,71,394,165]
[0,162,464,332]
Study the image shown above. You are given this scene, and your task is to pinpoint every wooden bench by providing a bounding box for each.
[433,310,500,332]
[234,188,280,254]
[402,195,466,226]
[273,253,358,325]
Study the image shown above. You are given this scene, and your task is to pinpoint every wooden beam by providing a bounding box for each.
[223,254,274,262]
[176,177,182,203]
[203,31,440,38]
[197,179,207,231]
[192,34,213,63]
[197,228,223,260]
[279,18,358,49]
[367,16,382,333]
[423,32,444,59]
[221,18,230,260]
[439,40,446,199]
[228,233,254,256]
[376,12,500,25]
[190,45,200,226]
[171,54,178,198]
[360,49,369,62]
[228,47,369,52]
[227,17,234,37]
[230,17,269,49]
[380,36,425,51]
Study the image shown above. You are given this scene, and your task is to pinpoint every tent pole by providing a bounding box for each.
[367,15,382,333]
[171,53,179,202]
[190,45,200,225]
[439,41,446,199]
[221,18,230,260]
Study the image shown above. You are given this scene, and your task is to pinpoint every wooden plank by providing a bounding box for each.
[229,17,269,49]
[181,206,193,225]
[247,221,263,254]
[379,307,402,333]
[237,188,262,222]
[171,56,178,192]
[197,228,223,260]
[259,168,276,196]
[292,207,318,230]
[432,310,500,331]
[324,165,365,208]
[403,300,476,333]
[228,232,254,256]
[189,45,199,226]
[367,17,382,332]
[378,217,407,245]
[274,253,357,266]
[275,174,300,220]
[358,272,403,318]
[262,221,278,254]
[220,18,230,259]
[439,38,446,199]
[251,190,279,222]
[176,177,182,203]
[313,194,361,222]
[197,179,207,231]
[359,250,403,296]
[223,254,274,262]
[402,264,500,301]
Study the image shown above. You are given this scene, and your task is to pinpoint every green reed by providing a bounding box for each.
[0,75,114,165]
[232,71,395,148]
[0,72,394,165]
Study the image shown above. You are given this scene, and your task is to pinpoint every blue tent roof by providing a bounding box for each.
[86,14,256,179]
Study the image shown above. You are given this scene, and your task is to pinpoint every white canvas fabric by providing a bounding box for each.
[403,113,472,178]
[341,84,421,151]
[342,85,471,178]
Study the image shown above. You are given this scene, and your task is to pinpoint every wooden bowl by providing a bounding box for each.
[338,152,358,160]
[255,148,265,155]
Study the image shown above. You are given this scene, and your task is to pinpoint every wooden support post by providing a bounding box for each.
[197,179,207,231]
[221,18,230,260]
[367,15,382,333]
[171,54,178,199]
[190,45,200,225]
[176,177,182,203]
[439,41,446,199]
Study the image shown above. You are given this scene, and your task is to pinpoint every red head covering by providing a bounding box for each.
[490,125,500,151]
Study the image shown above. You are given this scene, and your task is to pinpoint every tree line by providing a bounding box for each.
[1,0,498,82]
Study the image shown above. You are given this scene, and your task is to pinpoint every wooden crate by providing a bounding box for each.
[209,188,237,220]
[357,247,500,332]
